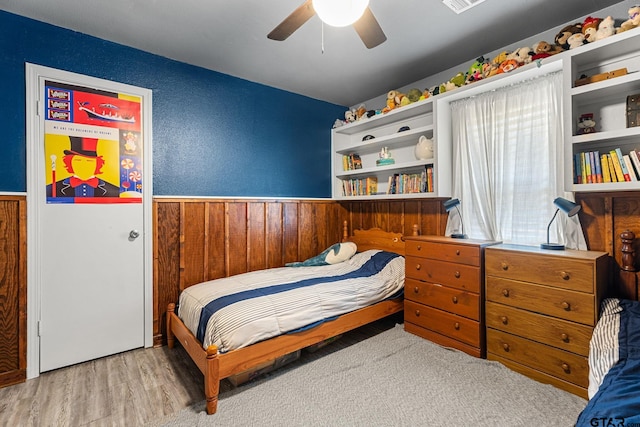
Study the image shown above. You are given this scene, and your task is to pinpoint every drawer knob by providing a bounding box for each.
[501,316,508,325]
[456,249,460,255]
[414,286,419,294]
[561,301,571,310]
[454,271,461,278]
[417,244,422,251]
[415,263,421,271]
[561,333,569,342]
[452,296,458,304]
[454,322,460,330]
[502,343,510,352]
[501,262,509,271]
[502,289,510,297]
[561,271,570,280]
[561,363,570,373]
[415,309,420,317]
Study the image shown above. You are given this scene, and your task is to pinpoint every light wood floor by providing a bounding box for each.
[0,345,205,427]
[0,316,399,426]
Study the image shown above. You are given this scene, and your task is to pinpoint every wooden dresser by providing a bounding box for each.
[404,236,497,358]
[484,244,609,398]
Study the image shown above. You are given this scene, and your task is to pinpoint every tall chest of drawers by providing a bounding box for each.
[484,245,609,398]
[404,236,497,358]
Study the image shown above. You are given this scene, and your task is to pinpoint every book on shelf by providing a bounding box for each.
[609,149,626,182]
[607,154,619,182]
[585,152,593,183]
[600,153,611,183]
[580,152,588,184]
[630,150,640,181]
[593,151,603,183]
[623,155,638,181]
[342,153,362,171]
[574,153,582,184]
[614,148,631,181]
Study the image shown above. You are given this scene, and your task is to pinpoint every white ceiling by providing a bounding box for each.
[0,0,625,106]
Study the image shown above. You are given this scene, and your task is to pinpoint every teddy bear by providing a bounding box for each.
[582,16,602,43]
[567,32,586,49]
[555,23,582,50]
[482,51,509,78]
[382,90,399,113]
[618,5,640,33]
[596,15,616,40]
[344,109,356,123]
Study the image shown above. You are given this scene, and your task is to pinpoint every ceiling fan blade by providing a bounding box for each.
[353,7,387,49]
[267,0,316,41]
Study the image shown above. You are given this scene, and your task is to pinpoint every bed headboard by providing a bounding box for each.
[341,221,418,256]
[618,230,638,301]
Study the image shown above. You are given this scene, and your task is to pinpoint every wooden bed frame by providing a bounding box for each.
[167,221,418,415]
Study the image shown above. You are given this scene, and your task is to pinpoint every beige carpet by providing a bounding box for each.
[151,322,587,427]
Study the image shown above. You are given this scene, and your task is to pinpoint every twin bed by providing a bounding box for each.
[166,223,414,415]
[168,223,640,422]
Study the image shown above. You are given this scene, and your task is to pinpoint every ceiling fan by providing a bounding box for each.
[267,0,387,49]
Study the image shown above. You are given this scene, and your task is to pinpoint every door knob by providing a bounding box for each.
[129,230,140,240]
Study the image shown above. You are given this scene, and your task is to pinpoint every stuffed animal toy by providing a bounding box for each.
[450,72,466,88]
[406,88,423,103]
[582,16,602,43]
[497,58,519,74]
[395,92,411,107]
[355,104,367,120]
[465,56,487,84]
[567,32,586,49]
[555,23,582,50]
[285,242,357,267]
[531,40,563,60]
[483,51,509,78]
[419,89,431,101]
[596,15,616,40]
[382,90,399,113]
[618,5,640,33]
[577,113,596,135]
[509,46,534,65]
[344,109,356,123]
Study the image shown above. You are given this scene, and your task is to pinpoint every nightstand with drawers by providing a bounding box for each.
[404,236,498,358]
[484,244,609,398]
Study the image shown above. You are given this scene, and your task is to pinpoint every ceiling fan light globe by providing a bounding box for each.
[312,0,369,27]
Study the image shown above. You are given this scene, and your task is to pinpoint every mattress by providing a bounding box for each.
[576,298,640,426]
[177,249,405,353]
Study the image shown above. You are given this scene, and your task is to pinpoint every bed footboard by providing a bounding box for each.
[167,303,221,414]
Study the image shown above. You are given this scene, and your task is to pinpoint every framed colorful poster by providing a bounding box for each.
[43,81,143,203]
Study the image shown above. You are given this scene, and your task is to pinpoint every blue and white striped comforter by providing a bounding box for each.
[178,250,404,353]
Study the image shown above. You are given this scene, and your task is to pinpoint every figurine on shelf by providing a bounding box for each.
[376,147,395,166]
[577,113,596,134]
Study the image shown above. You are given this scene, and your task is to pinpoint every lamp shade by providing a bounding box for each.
[312,0,369,27]
[554,197,581,217]
[443,198,460,213]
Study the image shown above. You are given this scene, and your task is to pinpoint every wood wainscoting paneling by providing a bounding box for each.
[0,196,27,389]
[152,198,449,346]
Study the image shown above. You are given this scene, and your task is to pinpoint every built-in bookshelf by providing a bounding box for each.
[331,98,450,199]
[563,28,640,192]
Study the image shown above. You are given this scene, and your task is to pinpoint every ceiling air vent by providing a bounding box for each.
[442,0,486,14]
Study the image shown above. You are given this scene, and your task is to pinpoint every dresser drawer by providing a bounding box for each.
[405,257,481,292]
[487,329,588,388]
[406,278,480,320]
[485,249,594,293]
[485,301,593,356]
[486,276,596,325]
[406,240,480,266]
[405,300,480,347]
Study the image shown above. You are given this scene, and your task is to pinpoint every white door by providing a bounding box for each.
[26,64,153,374]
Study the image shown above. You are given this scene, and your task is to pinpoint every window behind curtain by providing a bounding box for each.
[447,71,583,247]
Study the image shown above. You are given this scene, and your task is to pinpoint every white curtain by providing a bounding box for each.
[447,71,586,249]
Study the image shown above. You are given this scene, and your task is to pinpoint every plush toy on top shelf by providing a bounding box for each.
[596,15,617,40]
[582,16,602,43]
[531,40,563,60]
[617,5,640,33]
[568,32,586,49]
[555,23,582,50]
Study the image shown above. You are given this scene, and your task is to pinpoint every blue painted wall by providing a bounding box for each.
[0,11,345,197]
